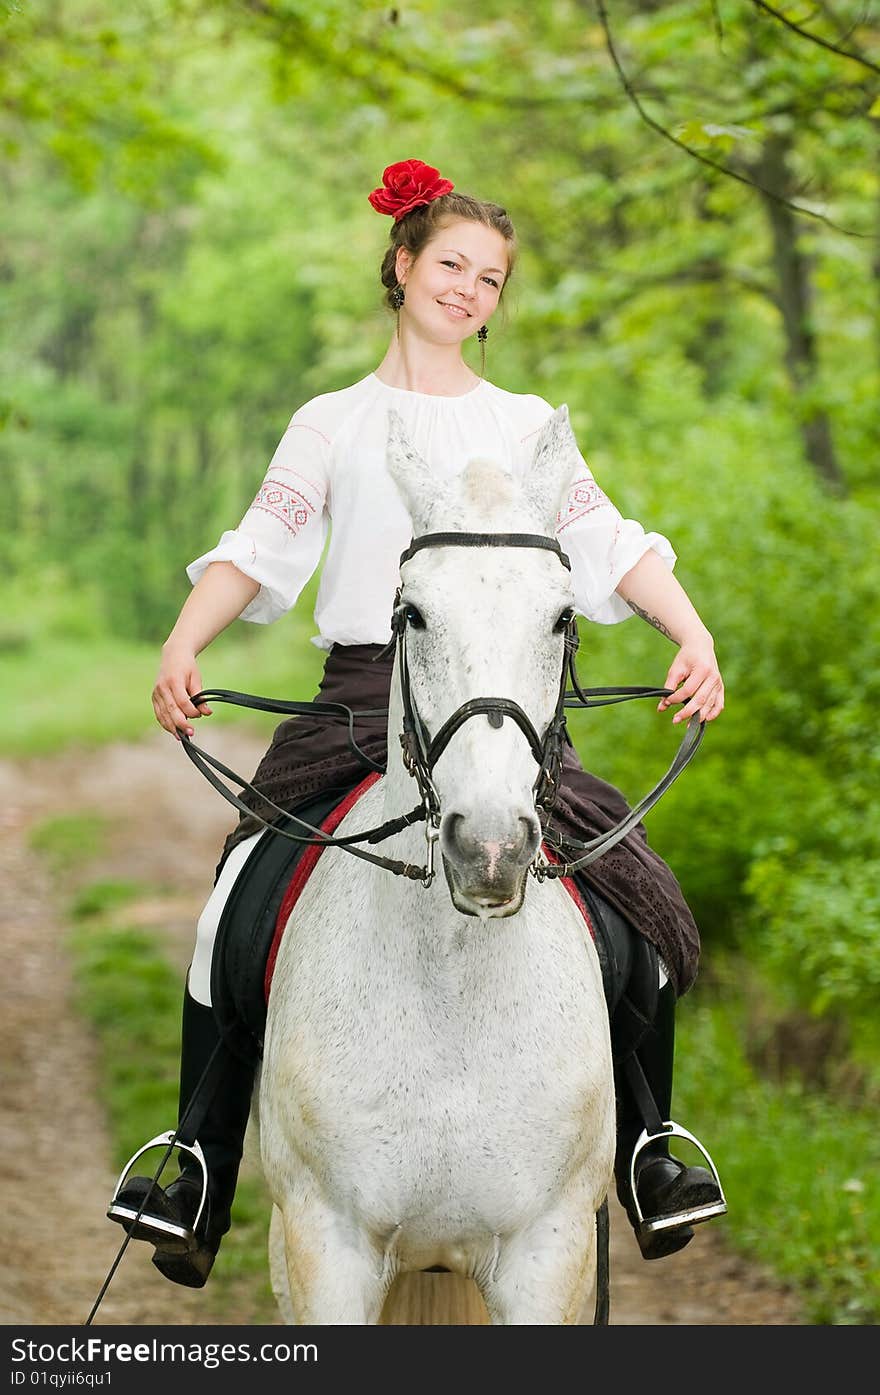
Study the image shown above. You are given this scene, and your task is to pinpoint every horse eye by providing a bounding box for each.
[554,607,575,632]
[405,603,426,630]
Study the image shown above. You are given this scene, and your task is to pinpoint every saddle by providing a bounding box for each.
[210,781,660,1067]
[575,879,660,1064]
[210,784,362,1063]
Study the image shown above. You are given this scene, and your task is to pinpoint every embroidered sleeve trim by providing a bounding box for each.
[249,477,317,538]
[556,476,612,532]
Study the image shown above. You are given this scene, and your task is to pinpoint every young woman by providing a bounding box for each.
[109,159,726,1289]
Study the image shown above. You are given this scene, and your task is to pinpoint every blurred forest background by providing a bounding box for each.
[1,0,878,1322]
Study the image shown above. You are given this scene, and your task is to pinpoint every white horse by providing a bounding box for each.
[257,405,615,1325]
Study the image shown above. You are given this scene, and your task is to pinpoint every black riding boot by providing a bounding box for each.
[107,983,256,1288]
[614,980,726,1260]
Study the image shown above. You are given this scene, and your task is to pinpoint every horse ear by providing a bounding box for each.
[386,407,449,531]
[526,403,581,530]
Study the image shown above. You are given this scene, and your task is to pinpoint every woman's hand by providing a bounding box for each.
[613,549,724,724]
[658,631,724,724]
[152,643,213,739]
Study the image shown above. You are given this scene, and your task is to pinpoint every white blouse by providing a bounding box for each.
[187,372,675,650]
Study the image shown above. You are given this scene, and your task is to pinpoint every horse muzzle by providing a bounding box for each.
[440,810,540,917]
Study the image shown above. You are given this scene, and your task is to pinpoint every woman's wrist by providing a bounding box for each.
[676,620,714,649]
[162,634,201,661]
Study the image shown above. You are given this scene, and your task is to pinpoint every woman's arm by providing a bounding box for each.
[153,561,261,738]
[615,547,725,724]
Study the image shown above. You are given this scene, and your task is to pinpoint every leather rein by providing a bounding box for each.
[179,530,704,887]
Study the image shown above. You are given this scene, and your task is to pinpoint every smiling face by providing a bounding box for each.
[395,217,509,343]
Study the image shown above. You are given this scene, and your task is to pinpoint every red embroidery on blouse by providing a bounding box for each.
[610,519,622,572]
[556,476,610,531]
[288,421,332,448]
[272,465,324,495]
[519,424,545,444]
[250,477,316,536]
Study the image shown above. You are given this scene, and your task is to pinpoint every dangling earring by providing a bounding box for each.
[477,323,488,378]
[391,283,405,340]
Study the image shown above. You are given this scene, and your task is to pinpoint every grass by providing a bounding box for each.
[71,878,158,921]
[29,812,110,875]
[675,972,880,1324]
[0,601,325,758]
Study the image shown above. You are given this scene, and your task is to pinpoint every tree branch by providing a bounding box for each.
[592,0,874,239]
[238,0,604,111]
[550,260,780,338]
[751,0,880,77]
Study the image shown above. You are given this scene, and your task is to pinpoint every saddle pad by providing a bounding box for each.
[264,771,381,1001]
[210,781,368,1056]
[543,845,595,939]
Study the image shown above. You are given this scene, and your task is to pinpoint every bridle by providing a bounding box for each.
[394,532,574,824]
[180,530,704,887]
[392,531,703,882]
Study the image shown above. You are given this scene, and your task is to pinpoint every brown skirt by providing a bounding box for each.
[218,643,700,996]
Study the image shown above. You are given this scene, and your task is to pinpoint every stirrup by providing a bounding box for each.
[107,1131,208,1247]
[629,1122,728,1236]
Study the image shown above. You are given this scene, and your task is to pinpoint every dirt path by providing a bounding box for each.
[0,728,804,1326]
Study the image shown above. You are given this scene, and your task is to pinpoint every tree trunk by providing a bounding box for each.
[750,131,844,492]
[874,134,880,402]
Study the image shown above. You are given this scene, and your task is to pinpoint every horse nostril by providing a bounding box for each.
[443,812,464,859]
[518,814,541,859]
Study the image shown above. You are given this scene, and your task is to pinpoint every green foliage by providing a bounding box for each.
[560,376,880,1031]
[676,979,880,1324]
[746,840,880,1020]
[5,0,877,635]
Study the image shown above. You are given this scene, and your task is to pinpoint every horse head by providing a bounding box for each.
[386,403,580,920]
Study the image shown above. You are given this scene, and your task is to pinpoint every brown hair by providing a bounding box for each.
[378,191,518,312]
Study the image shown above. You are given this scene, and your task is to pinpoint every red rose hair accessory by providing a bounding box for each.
[368,158,454,221]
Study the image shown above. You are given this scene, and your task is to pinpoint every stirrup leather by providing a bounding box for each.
[629,1122,728,1236]
[107,1130,209,1247]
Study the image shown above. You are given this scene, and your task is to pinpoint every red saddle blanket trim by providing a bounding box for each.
[546,845,595,940]
[264,777,593,1003]
[264,770,382,1003]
